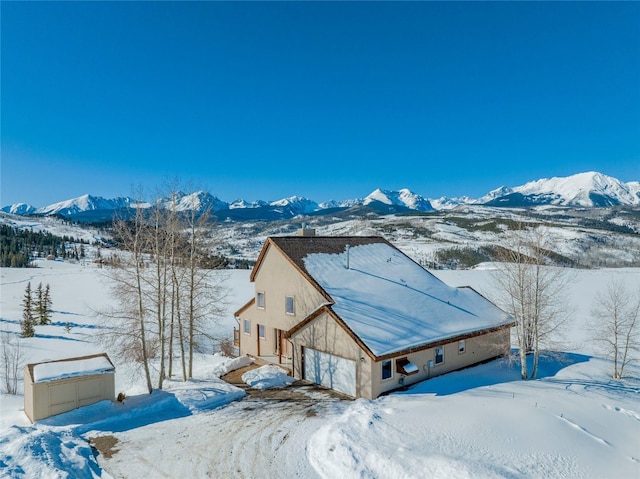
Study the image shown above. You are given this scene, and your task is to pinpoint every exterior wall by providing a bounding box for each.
[371,327,511,399]
[23,369,115,423]
[235,238,513,399]
[291,312,372,398]
[238,244,327,359]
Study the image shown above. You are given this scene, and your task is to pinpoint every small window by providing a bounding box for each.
[458,340,466,354]
[381,359,393,380]
[258,324,266,339]
[396,357,419,376]
[434,346,444,365]
[243,319,251,335]
[285,296,295,315]
[257,291,265,309]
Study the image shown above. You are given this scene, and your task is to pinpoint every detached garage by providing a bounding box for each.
[24,353,115,423]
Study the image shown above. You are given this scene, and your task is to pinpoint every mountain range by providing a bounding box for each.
[3,172,639,223]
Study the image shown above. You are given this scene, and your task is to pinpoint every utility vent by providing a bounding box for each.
[297,228,316,237]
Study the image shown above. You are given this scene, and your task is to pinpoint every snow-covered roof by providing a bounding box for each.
[302,242,513,357]
[28,353,115,383]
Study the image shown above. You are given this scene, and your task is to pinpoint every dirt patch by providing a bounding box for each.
[89,435,119,459]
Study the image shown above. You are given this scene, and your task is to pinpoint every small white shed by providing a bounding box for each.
[23,353,115,423]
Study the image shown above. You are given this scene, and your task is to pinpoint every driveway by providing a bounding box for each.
[97,364,350,478]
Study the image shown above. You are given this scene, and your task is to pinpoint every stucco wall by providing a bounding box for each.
[236,239,512,400]
[239,243,327,358]
[291,312,372,398]
[371,327,511,399]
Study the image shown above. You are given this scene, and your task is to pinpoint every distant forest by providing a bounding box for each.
[0,225,89,267]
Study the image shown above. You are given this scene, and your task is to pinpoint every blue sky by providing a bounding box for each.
[2,1,639,207]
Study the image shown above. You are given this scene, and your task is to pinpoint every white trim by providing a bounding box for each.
[285,295,295,315]
[256,291,265,309]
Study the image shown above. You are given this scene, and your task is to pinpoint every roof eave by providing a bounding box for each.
[374,322,514,362]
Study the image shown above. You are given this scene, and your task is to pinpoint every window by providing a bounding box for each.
[381,359,393,380]
[458,340,466,354]
[285,296,295,315]
[396,357,419,376]
[258,324,266,339]
[243,319,251,335]
[257,291,265,309]
[434,346,444,365]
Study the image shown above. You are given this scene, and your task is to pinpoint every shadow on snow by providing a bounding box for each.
[398,350,592,397]
[39,390,193,434]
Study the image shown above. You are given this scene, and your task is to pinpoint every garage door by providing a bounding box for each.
[303,347,356,397]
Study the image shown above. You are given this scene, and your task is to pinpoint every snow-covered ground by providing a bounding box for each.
[1,259,639,478]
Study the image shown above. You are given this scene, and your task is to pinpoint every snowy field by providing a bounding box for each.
[1,259,639,478]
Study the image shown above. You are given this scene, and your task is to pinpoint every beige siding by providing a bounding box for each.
[236,238,513,399]
[239,244,327,358]
[291,312,372,398]
[24,368,115,423]
[370,328,511,398]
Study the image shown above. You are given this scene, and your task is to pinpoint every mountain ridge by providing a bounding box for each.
[3,171,639,222]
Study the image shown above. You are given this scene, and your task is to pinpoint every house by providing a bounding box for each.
[24,353,115,422]
[234,231,514,399]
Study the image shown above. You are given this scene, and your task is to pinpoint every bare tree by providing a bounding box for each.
[98,185,228,391]
[100,190,154,394]
[1,332,25,394]
[492,226,573,379]
[165,191,186,380]
[177,189,228,378]
[589,278,640,379]
[147,193,172,389]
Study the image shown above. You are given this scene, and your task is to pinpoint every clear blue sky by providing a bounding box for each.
[2,1,639,207]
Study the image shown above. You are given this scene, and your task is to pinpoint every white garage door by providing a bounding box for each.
[303,347,356,397]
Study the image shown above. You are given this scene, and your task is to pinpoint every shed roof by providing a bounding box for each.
[26,353,115,383]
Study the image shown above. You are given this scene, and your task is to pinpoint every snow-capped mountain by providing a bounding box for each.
[428,196,474,211]
[229,199,268,209]
[318,198,361,209]
[169,191,228,212]
[363,188,433,211]
[2,172,638,223]
[34,194,135,217]
[1,203,37,215]
[268,196,319,215]
[483,172,640,207]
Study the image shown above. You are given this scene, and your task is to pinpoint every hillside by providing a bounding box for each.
[209,205,640,269]
[1,259,639,478]
[3,201,640,271]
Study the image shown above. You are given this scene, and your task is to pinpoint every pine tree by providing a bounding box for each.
[21,282,35,338]
[36,283,53,325]
[44,283,52,324]
[36,282,45,325]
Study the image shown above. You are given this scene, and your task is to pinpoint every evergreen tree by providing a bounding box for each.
[35,283,52,325]
[20,282,35,338]
[36,282,45,324]
[43,283,52,324]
